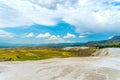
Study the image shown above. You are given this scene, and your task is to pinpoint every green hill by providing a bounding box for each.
[86,35,120,48]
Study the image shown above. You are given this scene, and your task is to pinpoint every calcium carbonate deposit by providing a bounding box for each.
[0,48,120,80]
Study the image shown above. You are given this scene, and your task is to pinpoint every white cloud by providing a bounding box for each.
[108,36,113,39]
[26,33,35,38]
[27,32,65,43]
[36,32,51,38]
[64,33,76,38]
[49,35,59,40]
[79,35,85,38]
[0,0,120,33]
[80,32,91,35]
[0,30,13,38]
[48,35,64,43]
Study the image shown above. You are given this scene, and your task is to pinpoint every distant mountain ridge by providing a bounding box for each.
[86,35,120,46]
[0,42,85,48]
[0,35,120,48]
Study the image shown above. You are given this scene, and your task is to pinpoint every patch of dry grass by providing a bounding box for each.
[0,47,98,61]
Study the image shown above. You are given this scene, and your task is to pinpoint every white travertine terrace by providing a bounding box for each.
[62,47,89,51]
[92,48,120,56]
[0,48,120,80]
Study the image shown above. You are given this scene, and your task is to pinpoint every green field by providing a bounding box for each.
[0,47,98,61]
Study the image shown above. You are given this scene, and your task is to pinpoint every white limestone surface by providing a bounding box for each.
[0,48,120,80]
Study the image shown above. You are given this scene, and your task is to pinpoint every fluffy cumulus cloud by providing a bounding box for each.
[48,35,64,43]
[26,33,35,38]
[64,33,76,38]
[36,33,51,38]
[0,30,13,38]
[28,32,64,43]
[108,36,114,39]
[0,0,120,33]
[79,35,85,38]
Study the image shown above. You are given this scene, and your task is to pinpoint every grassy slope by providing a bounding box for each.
[0,47,97,61]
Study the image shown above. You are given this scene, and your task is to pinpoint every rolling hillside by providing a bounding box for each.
[86,35,120,46]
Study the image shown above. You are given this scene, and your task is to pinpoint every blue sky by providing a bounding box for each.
[0,0,120,44]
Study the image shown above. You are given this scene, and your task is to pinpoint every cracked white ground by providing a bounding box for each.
[0,48,120,80]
